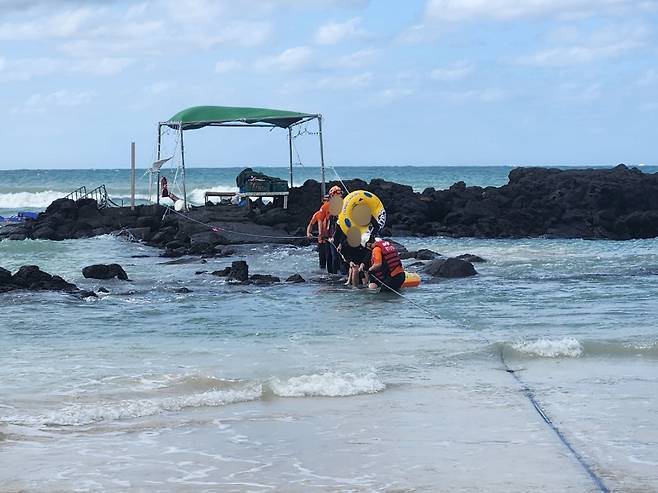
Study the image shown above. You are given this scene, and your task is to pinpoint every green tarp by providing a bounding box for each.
[166,105,316,130]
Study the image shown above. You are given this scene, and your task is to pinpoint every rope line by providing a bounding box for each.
[165,206,315,241]
[499,349,610,492]
[370,277,609,493]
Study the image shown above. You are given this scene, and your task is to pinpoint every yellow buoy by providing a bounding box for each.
[338,190,386,247]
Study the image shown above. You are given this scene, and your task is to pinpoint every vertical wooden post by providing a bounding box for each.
[130,141,136,210]
[180,125,187,211]
[318,115,326,197]
[156,124,162,205]
[288,127,293,188]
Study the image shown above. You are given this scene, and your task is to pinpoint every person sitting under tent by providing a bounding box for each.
[363,236,405,292]
[160,176,179,203]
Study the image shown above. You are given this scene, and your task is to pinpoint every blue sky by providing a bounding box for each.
[1,0,657,169]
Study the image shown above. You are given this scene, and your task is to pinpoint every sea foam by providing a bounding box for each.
[0,190,66,209]
[9,384,263,427]
[511,337,583,358]
[268,371,386,397]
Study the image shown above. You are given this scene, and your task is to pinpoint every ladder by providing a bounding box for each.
[65,185,121,209]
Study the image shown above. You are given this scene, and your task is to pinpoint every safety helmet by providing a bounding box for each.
[329,185,343,196]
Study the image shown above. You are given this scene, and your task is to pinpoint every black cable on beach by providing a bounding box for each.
[375,274,610,493]
[498,348,610,493]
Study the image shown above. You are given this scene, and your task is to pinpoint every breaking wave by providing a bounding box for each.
[0,191,66,209]
[502,337,658,359]
[511,337,583,358]
[268,371,386,397]
[9,384,263,427]
[3,371,387,428]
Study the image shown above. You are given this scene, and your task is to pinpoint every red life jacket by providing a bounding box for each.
[373,240,402,279]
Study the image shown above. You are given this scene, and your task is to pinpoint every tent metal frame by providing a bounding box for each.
[155,114,326,209]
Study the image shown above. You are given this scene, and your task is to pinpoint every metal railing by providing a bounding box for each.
[64,184,121,209]
[65,186,87,201]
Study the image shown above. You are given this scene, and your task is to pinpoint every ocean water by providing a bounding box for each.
[1,167,658,492]
[2,165,516,218]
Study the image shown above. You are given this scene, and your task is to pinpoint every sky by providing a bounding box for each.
[1,0,657,169]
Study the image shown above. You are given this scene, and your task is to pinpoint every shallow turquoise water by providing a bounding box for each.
[1,233,658,491]
[1,165,658,491]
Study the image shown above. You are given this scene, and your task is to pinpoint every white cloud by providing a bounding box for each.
[558,82,602,102]
[215,60,243,74]
[0,56,134,81]
[314,17,364,44]
[331,48,378,68]
[423,0,657,22]
[258,46,313,72]
[517,25,647,66]
[438,88,505,103]
[13,89,95,114]
[317,72,373,89]
[370,87,415,105]
[430,60,474,81]
[637,68,658,85]
[0,7,100,40]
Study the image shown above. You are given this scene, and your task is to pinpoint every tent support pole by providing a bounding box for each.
[180,125,187,211]
[288,127,293,188]
[156,123,162,205]
[318,115,326,197]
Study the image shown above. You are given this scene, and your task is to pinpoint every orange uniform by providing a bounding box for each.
[371,242,403,278]
[308,208,328,243]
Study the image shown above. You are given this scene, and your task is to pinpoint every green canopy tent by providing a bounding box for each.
[156,105,327,209]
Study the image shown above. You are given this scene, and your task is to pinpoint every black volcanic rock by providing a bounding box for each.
[0,265,96,297]
[285,273,305,283]
[227,260,249,282]
[82,264,129,281]
[3,165,658,246]
[423,258,477,278]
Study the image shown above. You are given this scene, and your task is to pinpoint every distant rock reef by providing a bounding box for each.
[2,165,657,254]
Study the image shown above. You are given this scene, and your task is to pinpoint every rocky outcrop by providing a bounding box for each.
[3,165,657,249]
[0,265,96,297]
[227,260,249,283]
[82,264,129,280]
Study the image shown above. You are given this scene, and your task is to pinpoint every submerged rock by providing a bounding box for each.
[82,263,129,281]
[456,253,486,263]
[285,273,305,283]
[415,249,441,260]
[250,274,281,285]
[211,267,231,277]
[227,260,249,282]
[0,265,97,297]
[423,257,477,278]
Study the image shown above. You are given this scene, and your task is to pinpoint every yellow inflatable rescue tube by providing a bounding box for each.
[402,272,421,288]
[338,190,387,247]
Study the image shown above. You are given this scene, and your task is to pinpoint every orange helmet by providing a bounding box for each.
[329,185,343,196]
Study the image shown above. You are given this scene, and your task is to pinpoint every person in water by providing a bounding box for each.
[325,185,348,275]
[343,243,370,287]
[306,195,330,270]
[363,236,405,292]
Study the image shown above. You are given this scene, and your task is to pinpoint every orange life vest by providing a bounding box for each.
[372,240,402,279]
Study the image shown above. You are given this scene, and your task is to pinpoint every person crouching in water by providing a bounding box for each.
[306,195,330,269]
[342,242,370,287]
[363,236,405,292]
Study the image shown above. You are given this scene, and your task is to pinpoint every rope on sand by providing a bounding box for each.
[498,348,610,493]
[374,277,610,493]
